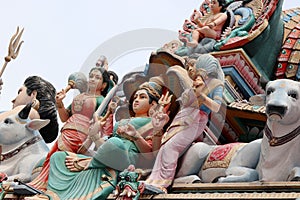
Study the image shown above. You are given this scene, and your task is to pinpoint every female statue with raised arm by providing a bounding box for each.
[26,78,171,200]
[29,67,111,190]
[146,54,224,193]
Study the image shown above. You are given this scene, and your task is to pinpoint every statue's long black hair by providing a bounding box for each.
[24,76,59,143]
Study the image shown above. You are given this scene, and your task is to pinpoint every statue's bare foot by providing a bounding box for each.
[186,40,198,48]
[144,182,167,194]
[65,155,91,172]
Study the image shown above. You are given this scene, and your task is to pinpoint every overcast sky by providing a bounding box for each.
[0,0,297,112]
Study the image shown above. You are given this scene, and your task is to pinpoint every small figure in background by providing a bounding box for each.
[186,0,228,47]
[95,55,119,89]
[95,55,109,70]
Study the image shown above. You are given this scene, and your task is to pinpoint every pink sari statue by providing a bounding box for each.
[146,54,224,192]
[29,67,111,190]
[146,88,205,190]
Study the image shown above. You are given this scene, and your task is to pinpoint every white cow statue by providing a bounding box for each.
[175,79,300,182]
[0,104,49,182]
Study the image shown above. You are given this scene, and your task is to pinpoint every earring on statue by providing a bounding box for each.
[31,98,40,110]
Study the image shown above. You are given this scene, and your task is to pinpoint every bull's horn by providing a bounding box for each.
[18,103,32,120]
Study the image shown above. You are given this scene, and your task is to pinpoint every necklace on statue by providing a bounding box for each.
[73,93,99,112]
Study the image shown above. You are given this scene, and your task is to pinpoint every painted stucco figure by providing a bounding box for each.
[0,76,59,144]
[145,54,224,192]
[175,79,300,183]
[0,104,50,183]
[25,79,171,200]
[29,67,111,190]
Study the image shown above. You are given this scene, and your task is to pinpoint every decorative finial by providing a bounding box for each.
[0,26,24,77]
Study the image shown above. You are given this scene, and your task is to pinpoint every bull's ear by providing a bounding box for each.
[26,119,50,131]
[249,94,266,106]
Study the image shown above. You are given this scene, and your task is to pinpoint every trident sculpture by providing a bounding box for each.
[0,26,24,77]
[0,28,23,192]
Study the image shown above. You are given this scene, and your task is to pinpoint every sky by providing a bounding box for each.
[0,0,298,113]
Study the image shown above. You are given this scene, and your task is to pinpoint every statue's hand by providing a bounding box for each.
[158,91,173,112]
[193,75,206,97]
[178,30,190,43]
[117,124,141,141]
[190,9,202,23]
[55,89,66,102]
[151,111,169,131]
[88,121,101,137]
[183,19,196,32]
[109,96,120,113]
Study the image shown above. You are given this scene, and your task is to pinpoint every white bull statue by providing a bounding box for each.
[175,79,300,183]
[0,104,49,182]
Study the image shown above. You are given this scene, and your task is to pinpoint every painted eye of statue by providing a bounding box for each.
[117,175,122,182]
[4,118,13,124]
[288,90,298,99]
[266,88,274,95]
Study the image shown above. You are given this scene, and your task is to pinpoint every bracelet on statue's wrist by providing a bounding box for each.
[153,130,164,137]
[199,94,206,102]
[89,134,100,142]
[132,135,143,141]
